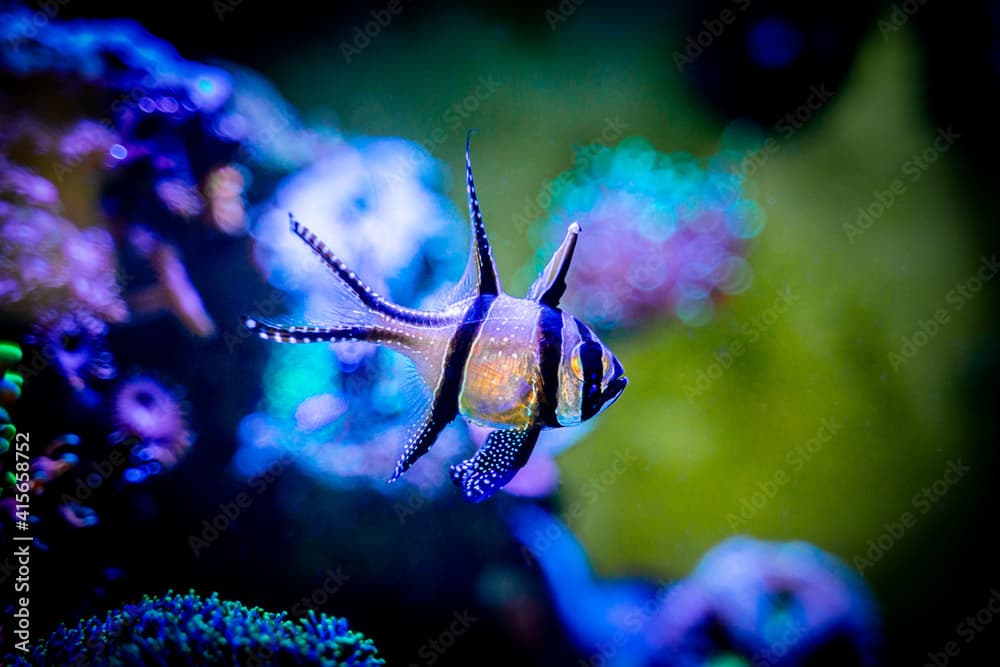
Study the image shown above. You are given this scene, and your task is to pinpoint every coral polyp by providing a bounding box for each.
[529,137,764,330]
[26,311,116,392]
[112,375,193,481]
[9,590,384,666]
[0,204,127,327]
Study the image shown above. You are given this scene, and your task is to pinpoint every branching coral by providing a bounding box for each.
[9,589,384,666]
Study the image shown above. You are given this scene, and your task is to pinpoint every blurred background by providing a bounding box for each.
[1,0,998,664]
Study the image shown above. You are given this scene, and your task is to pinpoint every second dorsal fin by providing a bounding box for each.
[461,130,501,297]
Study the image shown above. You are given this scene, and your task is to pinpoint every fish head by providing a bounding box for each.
[556,317,628,426]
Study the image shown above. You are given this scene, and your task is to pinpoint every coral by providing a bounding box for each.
[649,537,881,667]
[126,226,217,337]
[506,503,660,666]
[9,590,384,666]
[508,505,880,667]
[25,310,116,392]
[0,340,24,485]
[0,203,127,327]
[112,374,193,481]
[529,137,764,330]
[0,5,271,338]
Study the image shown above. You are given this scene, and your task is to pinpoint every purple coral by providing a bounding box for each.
[112,375,193,481]
[649,537,880,666]
[508,505,880,667]
[0,204,127,327]
[26,311,116,392]
[531,137,764,330]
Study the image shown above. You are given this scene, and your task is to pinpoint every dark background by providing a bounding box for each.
[4,1,999,665]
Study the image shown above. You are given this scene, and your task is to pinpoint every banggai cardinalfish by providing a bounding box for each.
[244,133,628,502]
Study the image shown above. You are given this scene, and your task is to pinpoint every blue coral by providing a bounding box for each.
[10,589,383,666]
[650,537,881,667]
[508,505,880,667]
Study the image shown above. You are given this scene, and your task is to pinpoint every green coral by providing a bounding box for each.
[0,340,23,485]
[11,590,383,666]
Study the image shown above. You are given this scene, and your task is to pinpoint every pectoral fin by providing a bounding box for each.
[527,222,580,308]
[388,410,452,483]
[450,427,541,503]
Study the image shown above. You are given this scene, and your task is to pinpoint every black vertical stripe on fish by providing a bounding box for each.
[537,306,564,428]
[388,294,497,481]
[575,317,604,421]
[289,214,453,327]
[465,131,500,296]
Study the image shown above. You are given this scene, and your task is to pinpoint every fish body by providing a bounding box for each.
[244,133,627,502]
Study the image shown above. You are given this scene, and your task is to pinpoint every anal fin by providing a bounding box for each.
[450,428,541,503]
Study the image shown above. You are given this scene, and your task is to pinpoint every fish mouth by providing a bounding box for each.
[603,376,628,407]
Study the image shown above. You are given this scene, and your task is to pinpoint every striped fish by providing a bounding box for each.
[243,133,627,502]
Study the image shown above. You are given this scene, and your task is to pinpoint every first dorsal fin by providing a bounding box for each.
[526,222,581,308]
[460,130,502,297]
